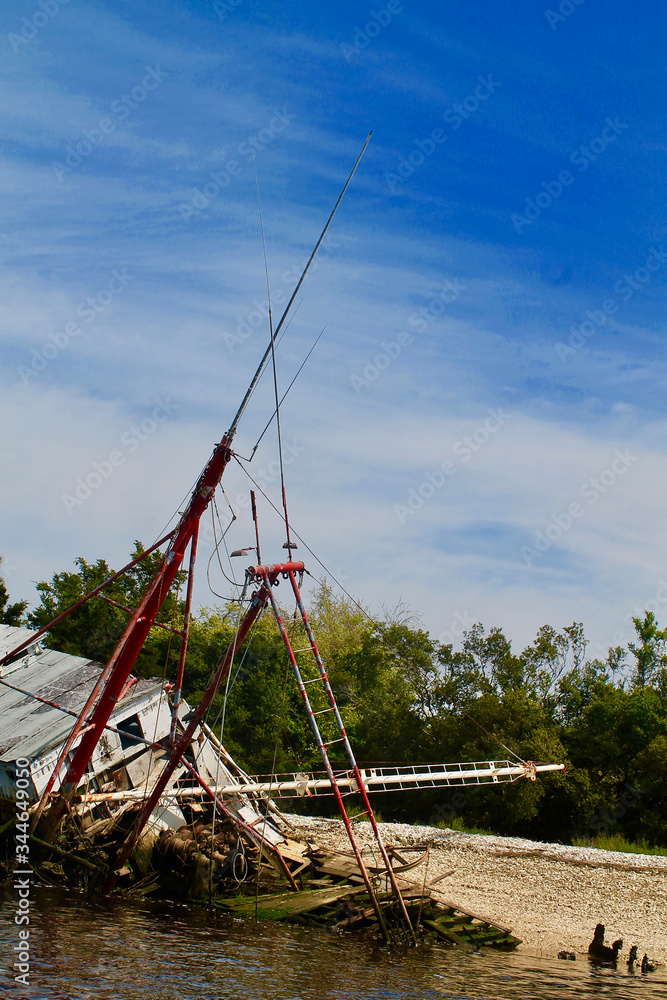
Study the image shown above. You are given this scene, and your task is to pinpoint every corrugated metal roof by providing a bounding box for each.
[0,626,163,762]
[0,623,43,668]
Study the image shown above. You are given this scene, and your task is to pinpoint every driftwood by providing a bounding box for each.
[29,834,99,872]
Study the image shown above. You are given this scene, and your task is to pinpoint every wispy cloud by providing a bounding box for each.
[1,0,666,660]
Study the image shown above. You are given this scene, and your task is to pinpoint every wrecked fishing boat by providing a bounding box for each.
[0,618,553,946]
[1,137,564,947]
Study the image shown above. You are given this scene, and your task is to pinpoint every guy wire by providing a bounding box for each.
[254,158,291,548]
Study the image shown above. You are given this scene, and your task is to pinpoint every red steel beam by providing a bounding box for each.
[105,561,304,884]
[0,532,175,669]
[41,438,234,839]
[169,526,199,745]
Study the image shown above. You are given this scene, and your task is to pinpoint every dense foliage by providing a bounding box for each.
[3,551,666,847]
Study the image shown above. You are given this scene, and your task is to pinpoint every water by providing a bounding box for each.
[0,887,664,1000]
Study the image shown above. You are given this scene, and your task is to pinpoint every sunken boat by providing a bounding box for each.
[1,138,564,947]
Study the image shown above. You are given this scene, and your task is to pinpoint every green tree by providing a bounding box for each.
[628,611,667,689]
[0,558,27,625]
[27,542,185,677]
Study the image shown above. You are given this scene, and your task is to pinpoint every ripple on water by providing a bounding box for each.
[0,888,663,1000]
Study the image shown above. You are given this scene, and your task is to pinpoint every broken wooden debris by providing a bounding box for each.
[214,873,521,950]
[217,884,362,921]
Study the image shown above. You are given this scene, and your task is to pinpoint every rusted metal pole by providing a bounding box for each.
[0,532,175,668]
[169,526,199,745]
[40,439,234,840]
[103,563,304,886]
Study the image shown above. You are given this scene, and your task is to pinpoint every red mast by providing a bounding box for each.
[37,134,372,839]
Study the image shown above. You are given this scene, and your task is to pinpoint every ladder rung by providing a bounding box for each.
[301,677,322,685]
[312,708,334,716]
[291,647,314,653]
[322,738,345,747]
[350,809,369,820]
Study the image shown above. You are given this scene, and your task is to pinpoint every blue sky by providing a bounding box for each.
[1,0,666,660]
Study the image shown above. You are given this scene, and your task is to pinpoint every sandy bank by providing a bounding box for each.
[284,814,666,965]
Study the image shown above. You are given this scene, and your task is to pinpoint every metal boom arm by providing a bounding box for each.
[38,135,373,839]
[41,437,234,836]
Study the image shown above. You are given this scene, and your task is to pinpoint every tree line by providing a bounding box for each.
[2,546,665,848]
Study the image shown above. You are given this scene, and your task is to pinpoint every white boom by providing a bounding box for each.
[73,759,565,805]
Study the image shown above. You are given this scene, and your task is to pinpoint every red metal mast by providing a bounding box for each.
[37,134,372,840]
[42,437,234,837]
[107,561,305,885]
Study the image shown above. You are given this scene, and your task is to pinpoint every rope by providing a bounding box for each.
[206,498,240,597]
[247,312,320,460]
[138,576,183,810]
[231,457,527,769]
[226,132,372,440]
[255,644,291,918]
[206,597,247,904]
[460,709,526,765]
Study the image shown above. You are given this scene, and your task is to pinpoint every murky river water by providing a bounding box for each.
[0,887,663,1000]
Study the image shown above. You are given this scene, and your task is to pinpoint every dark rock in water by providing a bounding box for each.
[588,923,623,963]
[557,951,576,960]
[641,953,655,973]
[627,945,638,969]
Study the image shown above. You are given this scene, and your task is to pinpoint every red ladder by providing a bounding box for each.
[259,564,416,943]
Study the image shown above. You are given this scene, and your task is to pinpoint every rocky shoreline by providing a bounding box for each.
[284,814,667,965]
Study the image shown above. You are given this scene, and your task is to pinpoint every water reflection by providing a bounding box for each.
[0,888,662,1000]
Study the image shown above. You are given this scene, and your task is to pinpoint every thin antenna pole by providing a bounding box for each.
[254,157,274,356]
[227,131,372,439]
[251,490,261,566]
[254,160,291,547]
[250,325,326,459]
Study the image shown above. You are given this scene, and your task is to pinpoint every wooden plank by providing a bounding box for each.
[126,749,166,789]
[422,919,475,950]
[425,869,455,887]
[429,893,511,933]
[217,884,361,920]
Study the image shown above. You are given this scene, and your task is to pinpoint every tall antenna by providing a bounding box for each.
[30,134,373,841]
[254,159,292,549]
[227,131,373,439]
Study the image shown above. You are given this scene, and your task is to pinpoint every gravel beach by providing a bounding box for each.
[284,814,667,965]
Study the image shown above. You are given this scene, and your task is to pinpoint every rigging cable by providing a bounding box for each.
[226,131,373,440]
[207,597,246,905]
[254,159,292,549]
[231,456,528,766]
[255,649,291,921]
[206,493,242,598]
[247,324,326,460]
